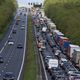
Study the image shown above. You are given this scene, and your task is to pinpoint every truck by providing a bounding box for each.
[72,48,80,68]
[48,22,56,32]
[59,36,70,53]
[47,59,58,69]
[67,44,79,58]
[54,31,64,43]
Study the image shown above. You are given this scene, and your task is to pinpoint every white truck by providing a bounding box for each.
[48,59,58,69]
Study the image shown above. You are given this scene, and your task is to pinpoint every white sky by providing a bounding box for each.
[17,0,44,7]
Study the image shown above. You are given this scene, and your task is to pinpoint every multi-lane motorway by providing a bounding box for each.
[0,8,27,80]
[33,9,80,80]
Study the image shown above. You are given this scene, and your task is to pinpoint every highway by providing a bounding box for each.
[33,21,53,80]
[33,9,80,80]
[0,8,27,80]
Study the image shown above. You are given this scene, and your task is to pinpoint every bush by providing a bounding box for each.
[0,0,17,38]
[44,0,80,45]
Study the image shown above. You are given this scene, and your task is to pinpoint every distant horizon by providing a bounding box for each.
[17,0,44,7]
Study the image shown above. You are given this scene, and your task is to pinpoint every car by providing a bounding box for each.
[59,58,67,66]
[54,50,61,56]
[3,72,15,80]
[20,12,22,15]
[17,43,23,48]
[62,61,77,74]
[51,67,66,79]
[68,71,80,80]
[22,20,25,22]
[24,14,26,16]
[12,29,16,34]
[15,21,19,25]
[21,27,25,30]
[21,25,25,27]
[8,41,14,45]
[8,36,12,40]
[0,56,4,63]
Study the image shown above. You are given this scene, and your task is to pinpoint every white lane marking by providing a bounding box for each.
[8,35,11,38]
[40,53,48,80]
[4,41,7,46]
[0,47,5,54]
[6,64,8,66]
[17,14,27,80]
[0,40,7,53]
[0,19,16,54]
[2,70,4,72]
[34,21,48,80]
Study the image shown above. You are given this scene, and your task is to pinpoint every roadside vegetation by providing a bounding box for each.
[44,0,80,45]
[0,0,17,39]
[23,16,37,80]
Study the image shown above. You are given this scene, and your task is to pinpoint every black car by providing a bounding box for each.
[51,67,67,80]
[24,14,26,16]
[20,12,22,15]
[16,21,19,25]
[3,72,15,80]
[0,56,4,63]
[8,37,13,42]
[12,29,16,34]
[17,43,23,49]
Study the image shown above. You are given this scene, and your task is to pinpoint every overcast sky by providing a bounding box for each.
[17,0,44,7]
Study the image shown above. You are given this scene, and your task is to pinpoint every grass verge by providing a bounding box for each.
[44,0,80,45]
[23,15,37,80]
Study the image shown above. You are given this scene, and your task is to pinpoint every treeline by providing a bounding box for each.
[44,0,80,45]
[0,0,17,38]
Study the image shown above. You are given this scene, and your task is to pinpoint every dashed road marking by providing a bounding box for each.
[6,64,8,66]
[2,70,4,72]
[0,20,16,54]
[17,14,27,80]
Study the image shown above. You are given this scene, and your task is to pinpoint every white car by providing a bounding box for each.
[21,27,25,30]
[8,41,14,45]
[60,58,67,66]
[22,25,25,27]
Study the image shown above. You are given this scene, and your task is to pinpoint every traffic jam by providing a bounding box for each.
[32,9,80,80]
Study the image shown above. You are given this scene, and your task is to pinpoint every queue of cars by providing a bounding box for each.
[33,8,80,80]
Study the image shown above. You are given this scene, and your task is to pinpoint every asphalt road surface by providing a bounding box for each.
[0,8,27,80]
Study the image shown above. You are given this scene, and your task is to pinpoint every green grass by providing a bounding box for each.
[0,0,16,39]
[23,16,37,80]
[44,0,80,45]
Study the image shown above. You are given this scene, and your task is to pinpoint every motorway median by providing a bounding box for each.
[23,15,37,80]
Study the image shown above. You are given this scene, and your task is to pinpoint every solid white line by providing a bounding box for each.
[34,19,48,80]
[0,18,16,54]
[17,15,27,80]
[9,20,16,37]
[40,53,48,80]
[4,41,7,46]
[0,47,5,54]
